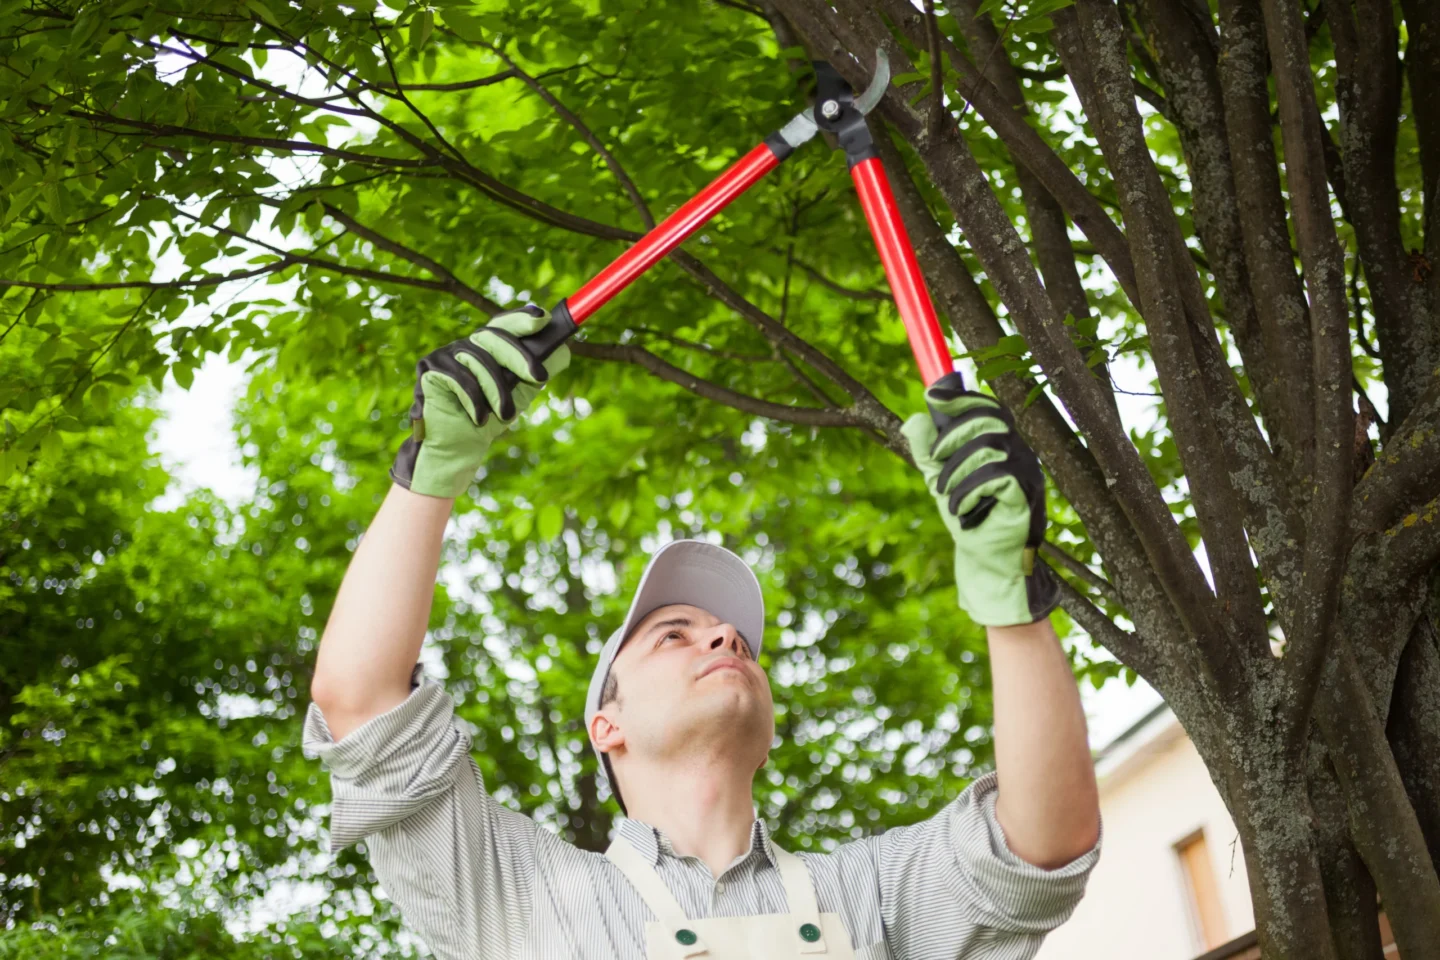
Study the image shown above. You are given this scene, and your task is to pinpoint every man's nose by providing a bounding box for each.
[708,624,744,656]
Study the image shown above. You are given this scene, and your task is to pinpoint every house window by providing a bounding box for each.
[1176,828,1227,950]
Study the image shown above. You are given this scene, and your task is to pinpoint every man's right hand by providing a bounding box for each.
[390,305,571,498]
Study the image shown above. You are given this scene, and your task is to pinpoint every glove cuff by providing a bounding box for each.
[1023,557,1061,623]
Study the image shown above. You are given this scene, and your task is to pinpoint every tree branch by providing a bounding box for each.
[663,250,910,457]
[569,340,860,428]
[1352,370,1440,534]
[1068,0,1266,668]
[487,43,655,229]
[627,326,774,362]
[1041,541,1123,609]
[1325,0,1439,427]
[869,110,1196,690]
[1215,0,1316,487]
[788,256,891,301]
[313,202,503,315]
[948,0,1117,414]
[1050,570,1156,679]
[1260,0,1358,747]
[1135,0,1295,483]
[803,0,1237,680]
[874,0,1145,310]
[0,261,290,293]
[63,107,436,170]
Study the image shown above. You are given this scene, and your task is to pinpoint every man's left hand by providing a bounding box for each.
[902,374,1059,626]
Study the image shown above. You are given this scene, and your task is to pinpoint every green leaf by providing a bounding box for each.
[510,510,533,541]
[975,356,1032,381]
[173,362,195,390]
[442,10,487,41]
[39,429,62,461]
[241,0,282,27]
[88,383,111,415]
[608,498,632,529]
[537,503,564,541]
[410,10,434,50]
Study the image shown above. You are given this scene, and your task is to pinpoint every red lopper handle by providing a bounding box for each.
[848,156,954,387]
[566,144,783,325]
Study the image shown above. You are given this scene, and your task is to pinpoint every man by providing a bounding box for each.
[304,307,1101,959]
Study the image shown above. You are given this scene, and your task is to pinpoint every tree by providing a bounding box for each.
[1,0,1437,957]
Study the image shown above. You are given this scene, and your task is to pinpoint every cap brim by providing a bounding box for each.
[616,540,765,654]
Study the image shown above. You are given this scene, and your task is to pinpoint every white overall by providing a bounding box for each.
[605,838,857,960]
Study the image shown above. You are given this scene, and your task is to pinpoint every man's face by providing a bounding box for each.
[592,603,775,780]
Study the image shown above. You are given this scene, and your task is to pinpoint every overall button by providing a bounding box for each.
[799,922,822,942]
[675,929,698,946]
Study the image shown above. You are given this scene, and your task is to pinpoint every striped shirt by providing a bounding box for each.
[302,664,1100,959]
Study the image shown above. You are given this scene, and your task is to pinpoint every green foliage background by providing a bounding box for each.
[0,0,1179,955]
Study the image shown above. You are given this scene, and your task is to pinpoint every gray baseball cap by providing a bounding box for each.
[584,539,765,812]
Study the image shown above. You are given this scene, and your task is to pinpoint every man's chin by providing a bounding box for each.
[674,689,772,741]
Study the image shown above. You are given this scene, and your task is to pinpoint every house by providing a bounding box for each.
[1035,703,1398,960]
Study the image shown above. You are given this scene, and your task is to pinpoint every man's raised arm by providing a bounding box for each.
[310,487,453,741]
[988,617,1100,867]
[902,380,1101,866]
[309,306,571,741]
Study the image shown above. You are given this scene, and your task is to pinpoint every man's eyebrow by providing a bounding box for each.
[645,616,693,641]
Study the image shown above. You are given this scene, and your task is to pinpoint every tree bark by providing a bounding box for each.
[1214,0,1317,489]
[1134,0,1294,490]
[1228,751,1339,960]
[1388,584,1440,871]
[948,0,1122,416]
[1316,650,1440,957]
[1326,0,1440,427]
[1308,746,1383,960]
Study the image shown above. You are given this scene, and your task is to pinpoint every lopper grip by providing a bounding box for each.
[486,301,579,418]
[925,370,967,435]
[924,370,1000,530]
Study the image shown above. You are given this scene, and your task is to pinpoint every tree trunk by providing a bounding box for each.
[1229,757,1339,960]
[1387,584,1440,871]
[1308,745,1383,960]
[1317,651,1440,958]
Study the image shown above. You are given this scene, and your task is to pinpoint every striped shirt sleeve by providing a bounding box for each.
[871,771,1101,957]
[301,664,540,960]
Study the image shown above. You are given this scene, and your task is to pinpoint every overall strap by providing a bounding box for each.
[772,847,830,954]
[605,839,711,959]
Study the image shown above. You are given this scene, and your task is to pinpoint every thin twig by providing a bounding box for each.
[571,340,859,427]
[627,326,773,362]
[1350,254,1381,360]
[923,0,947,138]
[0,290,44,349]
[0,261,291,293]
[487,42,655,228]
[316,202,503,314]
[953,1,1024,126]
[18,291,155,447]
[787,255,891,301]
[1040,540,1123,608]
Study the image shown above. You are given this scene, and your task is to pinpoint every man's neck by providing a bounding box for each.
[620,756,759,880]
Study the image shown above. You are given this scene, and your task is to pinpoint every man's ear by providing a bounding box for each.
[590,710,625,755]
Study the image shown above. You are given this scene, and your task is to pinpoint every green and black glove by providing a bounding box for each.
[902,373,1059,626]
[390,306,571,499]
